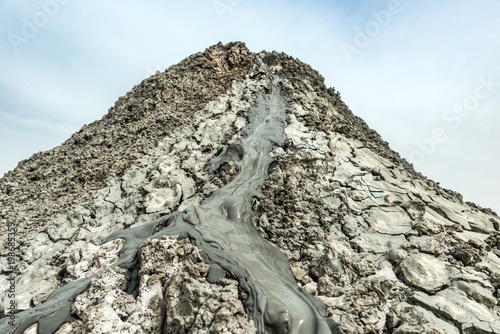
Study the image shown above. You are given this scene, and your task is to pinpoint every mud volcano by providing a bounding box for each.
[1,42,500,333]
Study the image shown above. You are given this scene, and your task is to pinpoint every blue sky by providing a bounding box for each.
[1,0,499,212]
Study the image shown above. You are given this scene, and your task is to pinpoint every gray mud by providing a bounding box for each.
[0,57,338,334]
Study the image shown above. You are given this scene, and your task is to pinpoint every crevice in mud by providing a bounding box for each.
[409,298,465,332]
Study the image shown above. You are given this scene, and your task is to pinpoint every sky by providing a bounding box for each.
[0,0,499,213]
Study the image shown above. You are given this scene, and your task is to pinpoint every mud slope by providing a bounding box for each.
[1,42,500,333]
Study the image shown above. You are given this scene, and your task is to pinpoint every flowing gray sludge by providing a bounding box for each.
[0,57,340,334]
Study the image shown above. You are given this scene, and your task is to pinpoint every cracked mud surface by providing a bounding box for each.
[1,43,500,333]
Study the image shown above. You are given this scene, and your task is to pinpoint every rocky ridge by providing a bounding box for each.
[1,42,500,333]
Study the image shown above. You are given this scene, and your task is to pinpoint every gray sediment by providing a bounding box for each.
[0,57,339,333]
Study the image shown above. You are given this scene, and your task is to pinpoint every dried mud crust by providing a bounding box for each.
[259,50,493,212]
[0,59,271,318]
[252,53,500,333]
[0,42,254,240]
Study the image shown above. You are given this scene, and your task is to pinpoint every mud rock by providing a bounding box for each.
[387,302,460,334]
[412,288,500,333]
[399,253,451,293]
[56,237,255,334]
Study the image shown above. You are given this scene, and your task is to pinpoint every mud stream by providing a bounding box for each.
[0,58,339,334]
